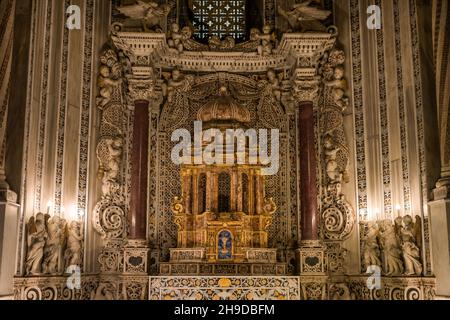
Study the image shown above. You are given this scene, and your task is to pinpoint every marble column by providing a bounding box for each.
[298,101,318,241]
[129,99,149,240]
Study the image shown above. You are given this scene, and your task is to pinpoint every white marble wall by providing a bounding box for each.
[335,0,439,275]
[13,0,112,275]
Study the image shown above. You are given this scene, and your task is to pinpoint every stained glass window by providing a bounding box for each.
[192,0,246,40]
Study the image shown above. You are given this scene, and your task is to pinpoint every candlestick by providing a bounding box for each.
[46,201,53,216]
[395,204,401,217]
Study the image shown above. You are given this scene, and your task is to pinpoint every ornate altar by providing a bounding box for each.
[165,86,281,274]
[11,0,437,301]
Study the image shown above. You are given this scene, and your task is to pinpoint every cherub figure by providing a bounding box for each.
[64,221,83,269]
[167,23,184,54]
[97,137,123,197]
[267,69,282,101]
[323,135,341,183]
[325,66,348,111]
[257,25,274,56]
[166,69,186,103]
[278,0,331,32]
[97,65,122,109]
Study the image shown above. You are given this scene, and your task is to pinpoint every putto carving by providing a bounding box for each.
[265,69,283,102]
[117,1,173,32]
[97,49,123,109]
[167,23,184,54]
[163,69,189,104]
[97,137,123,198]
[64,221,83,270]
[278,0,331,32]
[256,25,274,56]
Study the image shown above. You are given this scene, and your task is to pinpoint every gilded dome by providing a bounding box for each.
[197,86,251,124]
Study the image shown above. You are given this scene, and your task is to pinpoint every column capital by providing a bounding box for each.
[127,66,156,104]
[128,78,155,104]
[292,74,321,105]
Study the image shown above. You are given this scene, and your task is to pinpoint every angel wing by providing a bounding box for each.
[296,6,331,21]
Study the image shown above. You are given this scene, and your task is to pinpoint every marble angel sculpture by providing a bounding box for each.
[323,134,342,183]
[363,222,382,270]
[164,68,188,103]
[64,221,83,269]
[399,215,423,275]
[256,25,274,56]
[97,137,123,197]
[25,213,48,275]
[266,69,282,101]
[379,220,404,275]
[167,23,184,54]
[278,0,331,32]
[97,49,122,110]
[117,1,173,32]
[324,65,349,111]
[42,216,67,275]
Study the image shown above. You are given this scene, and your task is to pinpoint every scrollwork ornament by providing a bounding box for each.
[93,199,126,239]
[321,183,354,240]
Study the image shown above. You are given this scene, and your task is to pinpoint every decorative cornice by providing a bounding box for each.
[112,31,337,74]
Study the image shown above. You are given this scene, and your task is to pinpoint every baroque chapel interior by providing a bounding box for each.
[0,0,449,301]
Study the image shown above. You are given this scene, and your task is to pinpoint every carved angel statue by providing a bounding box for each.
[256,25,274,56]
[117,0,173,32]
[97,66,122,109]
[323,135,342,183]
[278,0,331,32]
[164,69,189,103]
[398,215,423,275]
[266,69,282,101]
[64,221,83,269]
[379,220,404,276]
[25,213,48,275]
[167,23,184,54]
[97,137,123,197]
[42,216,67,274]
[363,222,382,270]
[97,50,122,110]
[324,65,349,111]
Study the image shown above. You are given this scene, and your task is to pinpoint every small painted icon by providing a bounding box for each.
[218,230,232,260]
